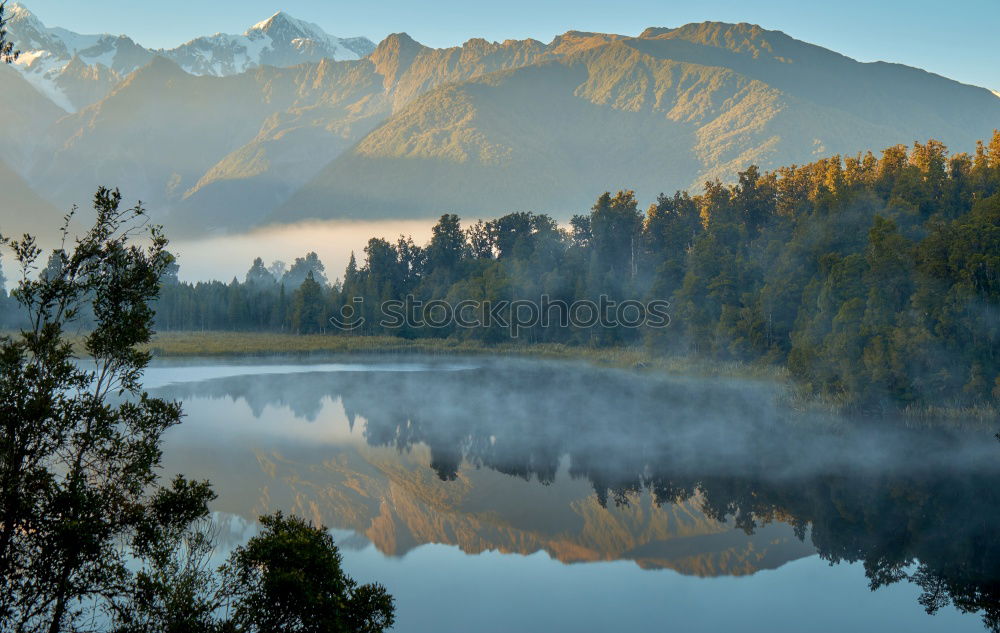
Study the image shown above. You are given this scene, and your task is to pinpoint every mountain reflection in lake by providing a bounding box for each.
[148,358,1000,632]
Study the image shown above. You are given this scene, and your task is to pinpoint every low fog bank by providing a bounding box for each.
[150,356,1000,480]
[0,218,436,291]
[169,219,435,283]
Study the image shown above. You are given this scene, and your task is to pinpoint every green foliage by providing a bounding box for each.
[50,133,1000,412]
[0,1,19,65]
[0,188,211,632]
[282,252,328,289]
[107,478,223,633]
[0,188,397,632]
[291,272,326,334]
[227,512,395,633]
[425,213,465,286]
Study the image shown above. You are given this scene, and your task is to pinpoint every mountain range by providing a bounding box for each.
[6,3,374,112]
[1,3,999,239]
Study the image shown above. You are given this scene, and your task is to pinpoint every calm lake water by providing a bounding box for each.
[146,357,1000,633]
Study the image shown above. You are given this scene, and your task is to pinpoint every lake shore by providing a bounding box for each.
[145,330,786,379]
[141,331,999,428]
[4,328,981,427]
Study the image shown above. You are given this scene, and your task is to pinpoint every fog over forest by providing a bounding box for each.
[170,219,435,284]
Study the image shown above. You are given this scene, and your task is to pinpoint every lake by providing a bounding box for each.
[146,357,1000,632]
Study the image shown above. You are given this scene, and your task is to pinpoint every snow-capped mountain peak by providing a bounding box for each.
[165,10,373,77]
[3,4,376,112]
[7,2,37,26]
[248,11,318,36]
[239,10,375,66]
[7,3,118,59]
[6,3,132,111]
[246,11,367,53]
[7,2,43,30]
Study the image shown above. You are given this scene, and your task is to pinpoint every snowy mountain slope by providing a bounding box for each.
[7,3,147,110]
[5,4,375,111]
[164,12,374,76]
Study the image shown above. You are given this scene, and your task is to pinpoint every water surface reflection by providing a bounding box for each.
[151,358,1000,631]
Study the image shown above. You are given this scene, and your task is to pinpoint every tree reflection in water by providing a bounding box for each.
[156,358,1000,631]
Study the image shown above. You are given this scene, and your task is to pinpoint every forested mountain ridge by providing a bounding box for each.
[2,15,999,236]
[0,63,66,236]
[278,22,1000,223]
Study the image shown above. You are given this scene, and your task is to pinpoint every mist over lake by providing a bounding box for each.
[146,357,1000,633]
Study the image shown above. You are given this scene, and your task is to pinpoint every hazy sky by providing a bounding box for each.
[18,0,1000,91]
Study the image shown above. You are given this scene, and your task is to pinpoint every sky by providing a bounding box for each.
[17,0,1000,91]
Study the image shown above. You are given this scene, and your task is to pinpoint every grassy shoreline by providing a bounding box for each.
[19,330,992,427]
[144,330,789,381]
[142,331,997,428]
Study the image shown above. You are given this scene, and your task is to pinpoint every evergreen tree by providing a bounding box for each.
[291,271,325,334]
[426,214,465,282]
[283,253,327,289]
[245,257,276,288]
[590,190,643,282]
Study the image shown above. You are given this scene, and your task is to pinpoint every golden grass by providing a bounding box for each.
[144,331,789,382]
[896,403,1000,431]
[147,331,486,357]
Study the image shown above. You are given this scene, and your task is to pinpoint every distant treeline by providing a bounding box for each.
[2,134,999,409]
